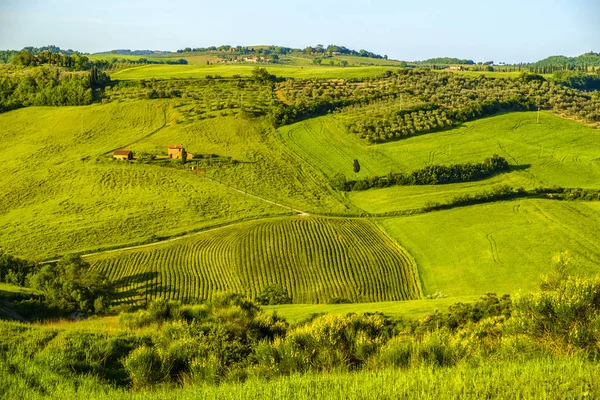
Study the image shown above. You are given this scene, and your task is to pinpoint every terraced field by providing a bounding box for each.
[89,217,421,304]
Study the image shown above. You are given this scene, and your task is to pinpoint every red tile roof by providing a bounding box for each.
[113,150,132,155]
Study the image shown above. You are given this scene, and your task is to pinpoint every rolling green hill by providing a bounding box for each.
[111,64,396,80]
[89,217,421,304]
[0,101,345,259]
[280,111,600,213]
[378,199,600,297]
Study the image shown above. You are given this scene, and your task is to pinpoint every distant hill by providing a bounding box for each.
[533,51,600,68]
[416,57,476,65]
[94,49,169,56]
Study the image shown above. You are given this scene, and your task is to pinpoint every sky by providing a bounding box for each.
[0,0,598,63]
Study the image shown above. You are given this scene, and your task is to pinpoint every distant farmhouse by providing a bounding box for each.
[168,144,194,160]
[113,150,132,160]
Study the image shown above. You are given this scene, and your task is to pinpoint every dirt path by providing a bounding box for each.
[199,174,310,216]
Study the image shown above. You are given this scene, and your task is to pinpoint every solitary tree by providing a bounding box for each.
[180,148,187,164]
[353,159,361,175]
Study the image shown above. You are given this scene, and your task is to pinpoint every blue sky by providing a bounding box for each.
[0,0,598,63]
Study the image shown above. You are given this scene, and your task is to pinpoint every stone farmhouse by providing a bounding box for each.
[168,144,194,160]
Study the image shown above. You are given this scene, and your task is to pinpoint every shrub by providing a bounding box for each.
[123,346,165,388]
[256,285,292,305]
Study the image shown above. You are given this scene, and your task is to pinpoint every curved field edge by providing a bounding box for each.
[88,217,422,304]
[376,199,600,297]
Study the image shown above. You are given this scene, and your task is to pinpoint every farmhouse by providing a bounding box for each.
[168,144,184,159]
[113,150,132,160]
[447,66,464,71]
[168,144,194,160]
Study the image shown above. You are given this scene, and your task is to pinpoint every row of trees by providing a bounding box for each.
[333,155,510,191]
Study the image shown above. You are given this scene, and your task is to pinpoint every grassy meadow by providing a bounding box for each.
[88,217,420,304]
[265,296,479,323]
[378,199,600,297]
[280,111,600,185]
[0,101,346,259]
[111,64,397,80]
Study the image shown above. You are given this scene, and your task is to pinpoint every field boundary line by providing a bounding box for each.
[197,174,310,216]
[101,102,169,156]
[371,220,424,299]
[40,214,297,263]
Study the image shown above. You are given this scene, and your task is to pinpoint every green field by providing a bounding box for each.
[111,64,396,80]
[0,101,346,259]
[280,111,600,184]
[280,111,600,214]
[265,296,478,323]
[89,217,421,304]
[378,199,600,297]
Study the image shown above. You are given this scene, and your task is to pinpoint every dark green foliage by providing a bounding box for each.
[276,69,600,138]
[353,159,361,174]
[515,275,600,354]
[553,70,600,91]
[251,67,275,83]
[419,57,476,65]
[28,255,113,314]
[256,285,292,305]
[0,66,95,112]
[0,251,33,286]
[341,155,510,191]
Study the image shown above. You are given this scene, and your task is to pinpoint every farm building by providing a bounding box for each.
[168,144,194,160]
[168,144,184,159]
[113,150,132,160]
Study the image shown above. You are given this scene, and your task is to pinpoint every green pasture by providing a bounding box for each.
[111,64,396,80]
[128,114,346,214]
[87,53,221,65]
[0,101,345,259]
[379,199,600,297]
[89,217,420,304]
[280,111,600,213]
[265,296,478,324]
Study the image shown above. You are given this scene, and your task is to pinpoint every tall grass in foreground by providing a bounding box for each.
[1,357,598,399]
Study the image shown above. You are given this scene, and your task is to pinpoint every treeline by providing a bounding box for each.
[92,58,188,69]
[177,45,296,56]
[532,51,600,71]
[0,66,96,112]
[417,57,475,65]
[0,253,112,315]
[427,186,600,213]
[333,155,510,191]
[552,70,600,91]
[175,44,386,59]
[304,44,386,59]
[12,50,92,70]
